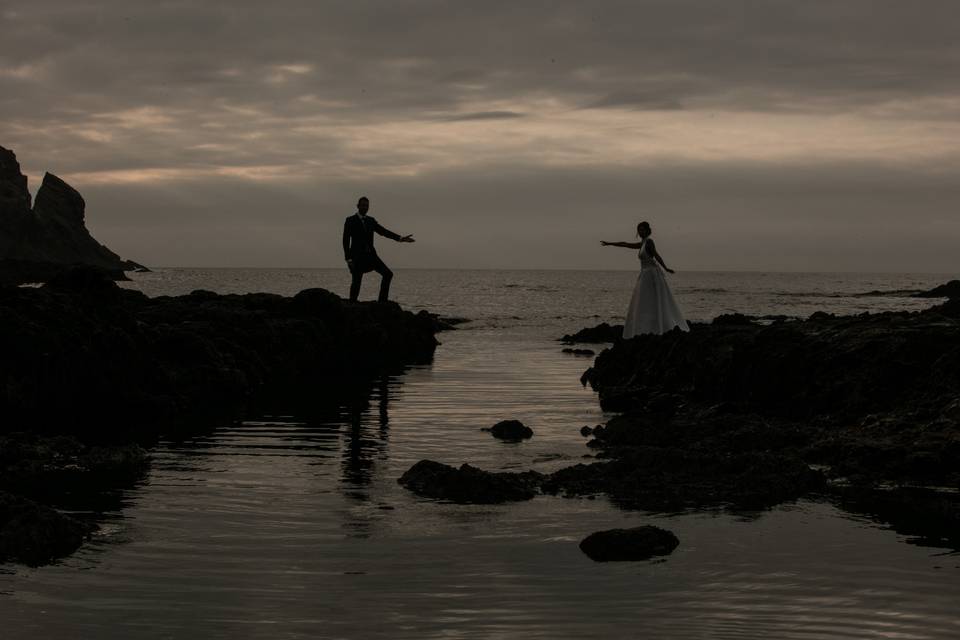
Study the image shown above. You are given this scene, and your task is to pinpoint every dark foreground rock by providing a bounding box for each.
[0,491,93,566]
[398,460,543,504]
[915,280,960,299]
[0,269,440,438]
[0,433,149,506]
[560,322,623,344]
[579,526,679,562]
[561,289,960,546]
[1,145,141,284]
[0,270,440,565]
[485,420,534,441]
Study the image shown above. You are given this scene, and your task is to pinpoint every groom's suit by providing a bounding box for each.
[343,213,402,302]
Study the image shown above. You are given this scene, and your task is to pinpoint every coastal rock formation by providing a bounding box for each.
[0,268,440,436]
[485,419,534,441]
[398,460,542,503]
[576,294,960,499]
[0,145,141,284]
[0,433,149,506]
[579,526,679,562]
[915,280,960,299]
[0,491,93,566]
[0,271,441,564]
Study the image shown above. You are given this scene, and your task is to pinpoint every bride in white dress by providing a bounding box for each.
[601,221,690,338]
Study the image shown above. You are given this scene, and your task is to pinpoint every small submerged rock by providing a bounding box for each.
[485,420,534,441]
[562,348,596,356]
[398,459,542,504]
[579,526,679,562]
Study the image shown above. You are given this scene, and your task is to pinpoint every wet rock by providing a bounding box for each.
[545,446,825,511]
[0,434,150,505]
[580,425,594,437]
[712,313,755,325]
[398,459,542,504]
[0,491,93,566]
[915,280,960,299]
[560,322,622,344]
[577,291,960,499]
[485,420,534,441]
[579,526,679,562]
[0,283,440,436]
[562,348,596,356]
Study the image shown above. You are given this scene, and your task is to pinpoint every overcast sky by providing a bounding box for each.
[3,1,959,271]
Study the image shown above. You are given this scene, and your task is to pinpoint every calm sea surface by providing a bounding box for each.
[3,269,959,639]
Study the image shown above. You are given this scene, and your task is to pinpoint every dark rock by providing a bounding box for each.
[579,526,679,562]
[580,425,593,437]
[398,459,542,504]
[562,348,596,356]
[0,145,140,284]
[578,301,960,494]
[0,433,149,506]
[0,491,93,566]
[915,280,960,299]
[486,420,534,441]
[712,313,755,325]
[560,322,623,344]
[0,285,439,436]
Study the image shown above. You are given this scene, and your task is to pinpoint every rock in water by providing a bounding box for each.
[560,322,623,344]
[579,526,679,562]
[398,460,542,503]
[0,491,93,566]
[487,420,534,441]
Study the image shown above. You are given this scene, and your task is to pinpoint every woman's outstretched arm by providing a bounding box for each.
[600,240,644,249]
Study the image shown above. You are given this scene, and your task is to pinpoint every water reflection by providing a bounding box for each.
[341,376,392,502]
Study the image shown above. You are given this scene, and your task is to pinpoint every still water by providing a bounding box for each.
[2,269,958,638]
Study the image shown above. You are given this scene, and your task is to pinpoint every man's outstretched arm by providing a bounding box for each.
[374,221,414,243]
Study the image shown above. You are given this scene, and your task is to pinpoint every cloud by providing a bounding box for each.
[2,1,959,269]
[436,110,526,122]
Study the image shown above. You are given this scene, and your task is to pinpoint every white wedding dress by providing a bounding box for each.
[622,238,690,338]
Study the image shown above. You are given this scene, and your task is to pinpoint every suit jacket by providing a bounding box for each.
[342,214,401,261]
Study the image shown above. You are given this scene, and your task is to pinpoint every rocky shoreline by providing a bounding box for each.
[400,282,960,555]
[0,268,443,565]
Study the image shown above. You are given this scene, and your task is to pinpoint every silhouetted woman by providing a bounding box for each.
[601,221,690,338]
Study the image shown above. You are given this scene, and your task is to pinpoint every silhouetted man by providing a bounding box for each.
[343,196,414,302]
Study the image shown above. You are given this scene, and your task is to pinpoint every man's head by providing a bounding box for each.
[357,197,370,215]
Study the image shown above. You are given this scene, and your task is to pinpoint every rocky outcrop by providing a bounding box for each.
[0,433,149,506]
[0,268,440,437]
[560,322,623,344]
[579,526,679,562]
[915,280,960,299]
[0,271,441,564]
[0,491,93,566]
[574,291,960,512]
[0,145,141,284]
[398,460,543,503]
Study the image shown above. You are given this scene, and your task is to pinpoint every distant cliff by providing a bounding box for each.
[0,145,143,284]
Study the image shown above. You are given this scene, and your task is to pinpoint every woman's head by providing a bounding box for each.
[636,221,652,238]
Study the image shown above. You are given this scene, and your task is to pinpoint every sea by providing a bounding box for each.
[2,268,959,639]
